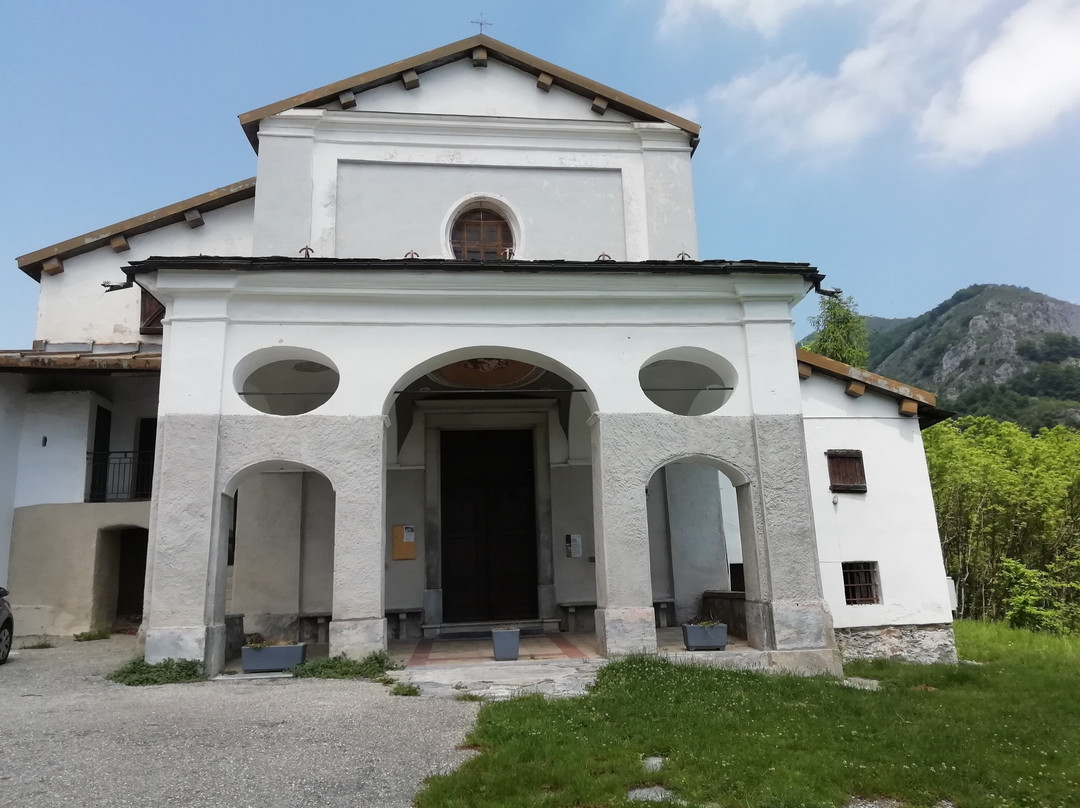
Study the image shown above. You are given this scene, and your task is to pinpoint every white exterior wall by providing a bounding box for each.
[14,391,99,508]
[251,59,696,261]
[0,375,25,586]
[801,373,953,627]
[147,269,810,420]
[34,199,254,345]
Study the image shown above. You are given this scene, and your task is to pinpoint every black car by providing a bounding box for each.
[0,587,12,664]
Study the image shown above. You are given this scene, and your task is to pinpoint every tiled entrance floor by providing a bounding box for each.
[390,632,602,668]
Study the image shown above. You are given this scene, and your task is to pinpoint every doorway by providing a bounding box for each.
[440,430,538,622]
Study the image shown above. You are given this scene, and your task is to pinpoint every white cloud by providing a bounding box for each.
[660,0,851,37]
[918,0,1080,162]
[673,0,1080,163]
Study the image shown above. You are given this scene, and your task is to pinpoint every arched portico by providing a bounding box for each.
[590,413,838,659]
[383,346,598,639]
[144,409,388,674]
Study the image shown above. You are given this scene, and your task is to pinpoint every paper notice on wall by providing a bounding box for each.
[393,525,417,560]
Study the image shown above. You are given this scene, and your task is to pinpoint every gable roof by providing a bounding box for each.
[16,178,256,282]
[237,34,701,152]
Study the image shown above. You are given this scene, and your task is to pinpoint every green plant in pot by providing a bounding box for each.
[491,625,520,661]
[241,632,308,673]
[681,617,727,651]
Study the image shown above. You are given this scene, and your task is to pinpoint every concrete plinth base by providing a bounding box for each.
[596,607,657,656]
[329,617,387,658]
[745,599,837,652]
[145,625,208,664]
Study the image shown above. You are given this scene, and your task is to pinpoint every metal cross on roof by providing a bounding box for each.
[471,13,491,33]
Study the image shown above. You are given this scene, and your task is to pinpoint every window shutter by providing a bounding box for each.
[826,449,867,493]
[140,290,165,335]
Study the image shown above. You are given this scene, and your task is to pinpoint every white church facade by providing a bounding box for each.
[1,36,957,674]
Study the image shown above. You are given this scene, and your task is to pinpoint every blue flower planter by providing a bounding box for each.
[241,643,307,673]
[492,629,520,661]
[681,623,727,651]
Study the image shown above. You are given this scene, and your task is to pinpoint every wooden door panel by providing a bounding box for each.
[441,430,538,622]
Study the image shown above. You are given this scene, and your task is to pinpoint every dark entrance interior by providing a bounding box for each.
[441,429,538,622]
[115,528,148,622]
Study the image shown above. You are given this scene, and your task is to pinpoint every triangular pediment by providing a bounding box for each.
[237,35,699,151]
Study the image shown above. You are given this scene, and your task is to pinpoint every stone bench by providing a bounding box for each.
[556,599,678,632]
[386,607,423,640]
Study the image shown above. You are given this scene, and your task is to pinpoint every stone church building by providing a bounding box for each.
[0,36,957,674]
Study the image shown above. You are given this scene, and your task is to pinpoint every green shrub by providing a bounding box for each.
[73,629,110,642]
[290,650,400,680]
[108,657,205,686]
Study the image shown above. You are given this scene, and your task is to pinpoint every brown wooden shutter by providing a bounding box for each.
[140,290,165,335]
[826,449,867,493]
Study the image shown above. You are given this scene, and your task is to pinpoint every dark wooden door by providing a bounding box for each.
[441,430,538,622]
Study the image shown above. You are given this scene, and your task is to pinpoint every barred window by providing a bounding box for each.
[451,208,513,260]
[826,449,867,493]
[842,561,881,605]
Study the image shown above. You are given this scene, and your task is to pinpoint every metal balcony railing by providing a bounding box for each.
[85,451,155,502]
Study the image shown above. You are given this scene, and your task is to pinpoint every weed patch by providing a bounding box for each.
[391,682,421,696]
[417,621,1080,807]
[108,657,204,686]
[19,637,55,649]
[73,629,110,642]
[290,651,400,680]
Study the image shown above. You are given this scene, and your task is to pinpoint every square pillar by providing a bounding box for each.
[589,413,657,655]
[144,414,226,668]
[744,415,837,653]
[329,415,388,657]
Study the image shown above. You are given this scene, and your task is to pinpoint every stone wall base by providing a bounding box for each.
[596,607,657,656]
[835,623,958,664]
[330,617,387,658]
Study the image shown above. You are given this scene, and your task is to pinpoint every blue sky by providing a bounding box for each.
[2,0,1078,349]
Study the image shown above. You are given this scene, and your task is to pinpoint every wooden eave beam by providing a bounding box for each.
[338,89,357,109]
[109,235,130,253]
[795,348,936,407]
[16,178,256,282]
[899,399,919,417]
[797,362,812,380]
[184,209,204,228]
[536,72,553,92]
[41,257,64,276]
[845,380,866,398]
[472,47,487,67]
[591,96,609,115]
[400,69,420,90]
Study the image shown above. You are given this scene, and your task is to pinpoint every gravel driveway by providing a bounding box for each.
[2,636,479,808]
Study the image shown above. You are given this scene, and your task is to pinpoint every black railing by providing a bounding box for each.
[85,451,155,502]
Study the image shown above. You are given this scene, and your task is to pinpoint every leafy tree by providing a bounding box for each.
[923,416,1080,627]
[803,293,870,368]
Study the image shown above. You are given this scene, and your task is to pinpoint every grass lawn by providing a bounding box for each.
[416,622,1079,808]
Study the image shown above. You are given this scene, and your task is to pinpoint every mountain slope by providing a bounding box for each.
[869,284,1080,399]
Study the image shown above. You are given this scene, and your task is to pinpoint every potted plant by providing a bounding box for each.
[491,625,520,661]
[681,617,727,651]
[241,633,307,673]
